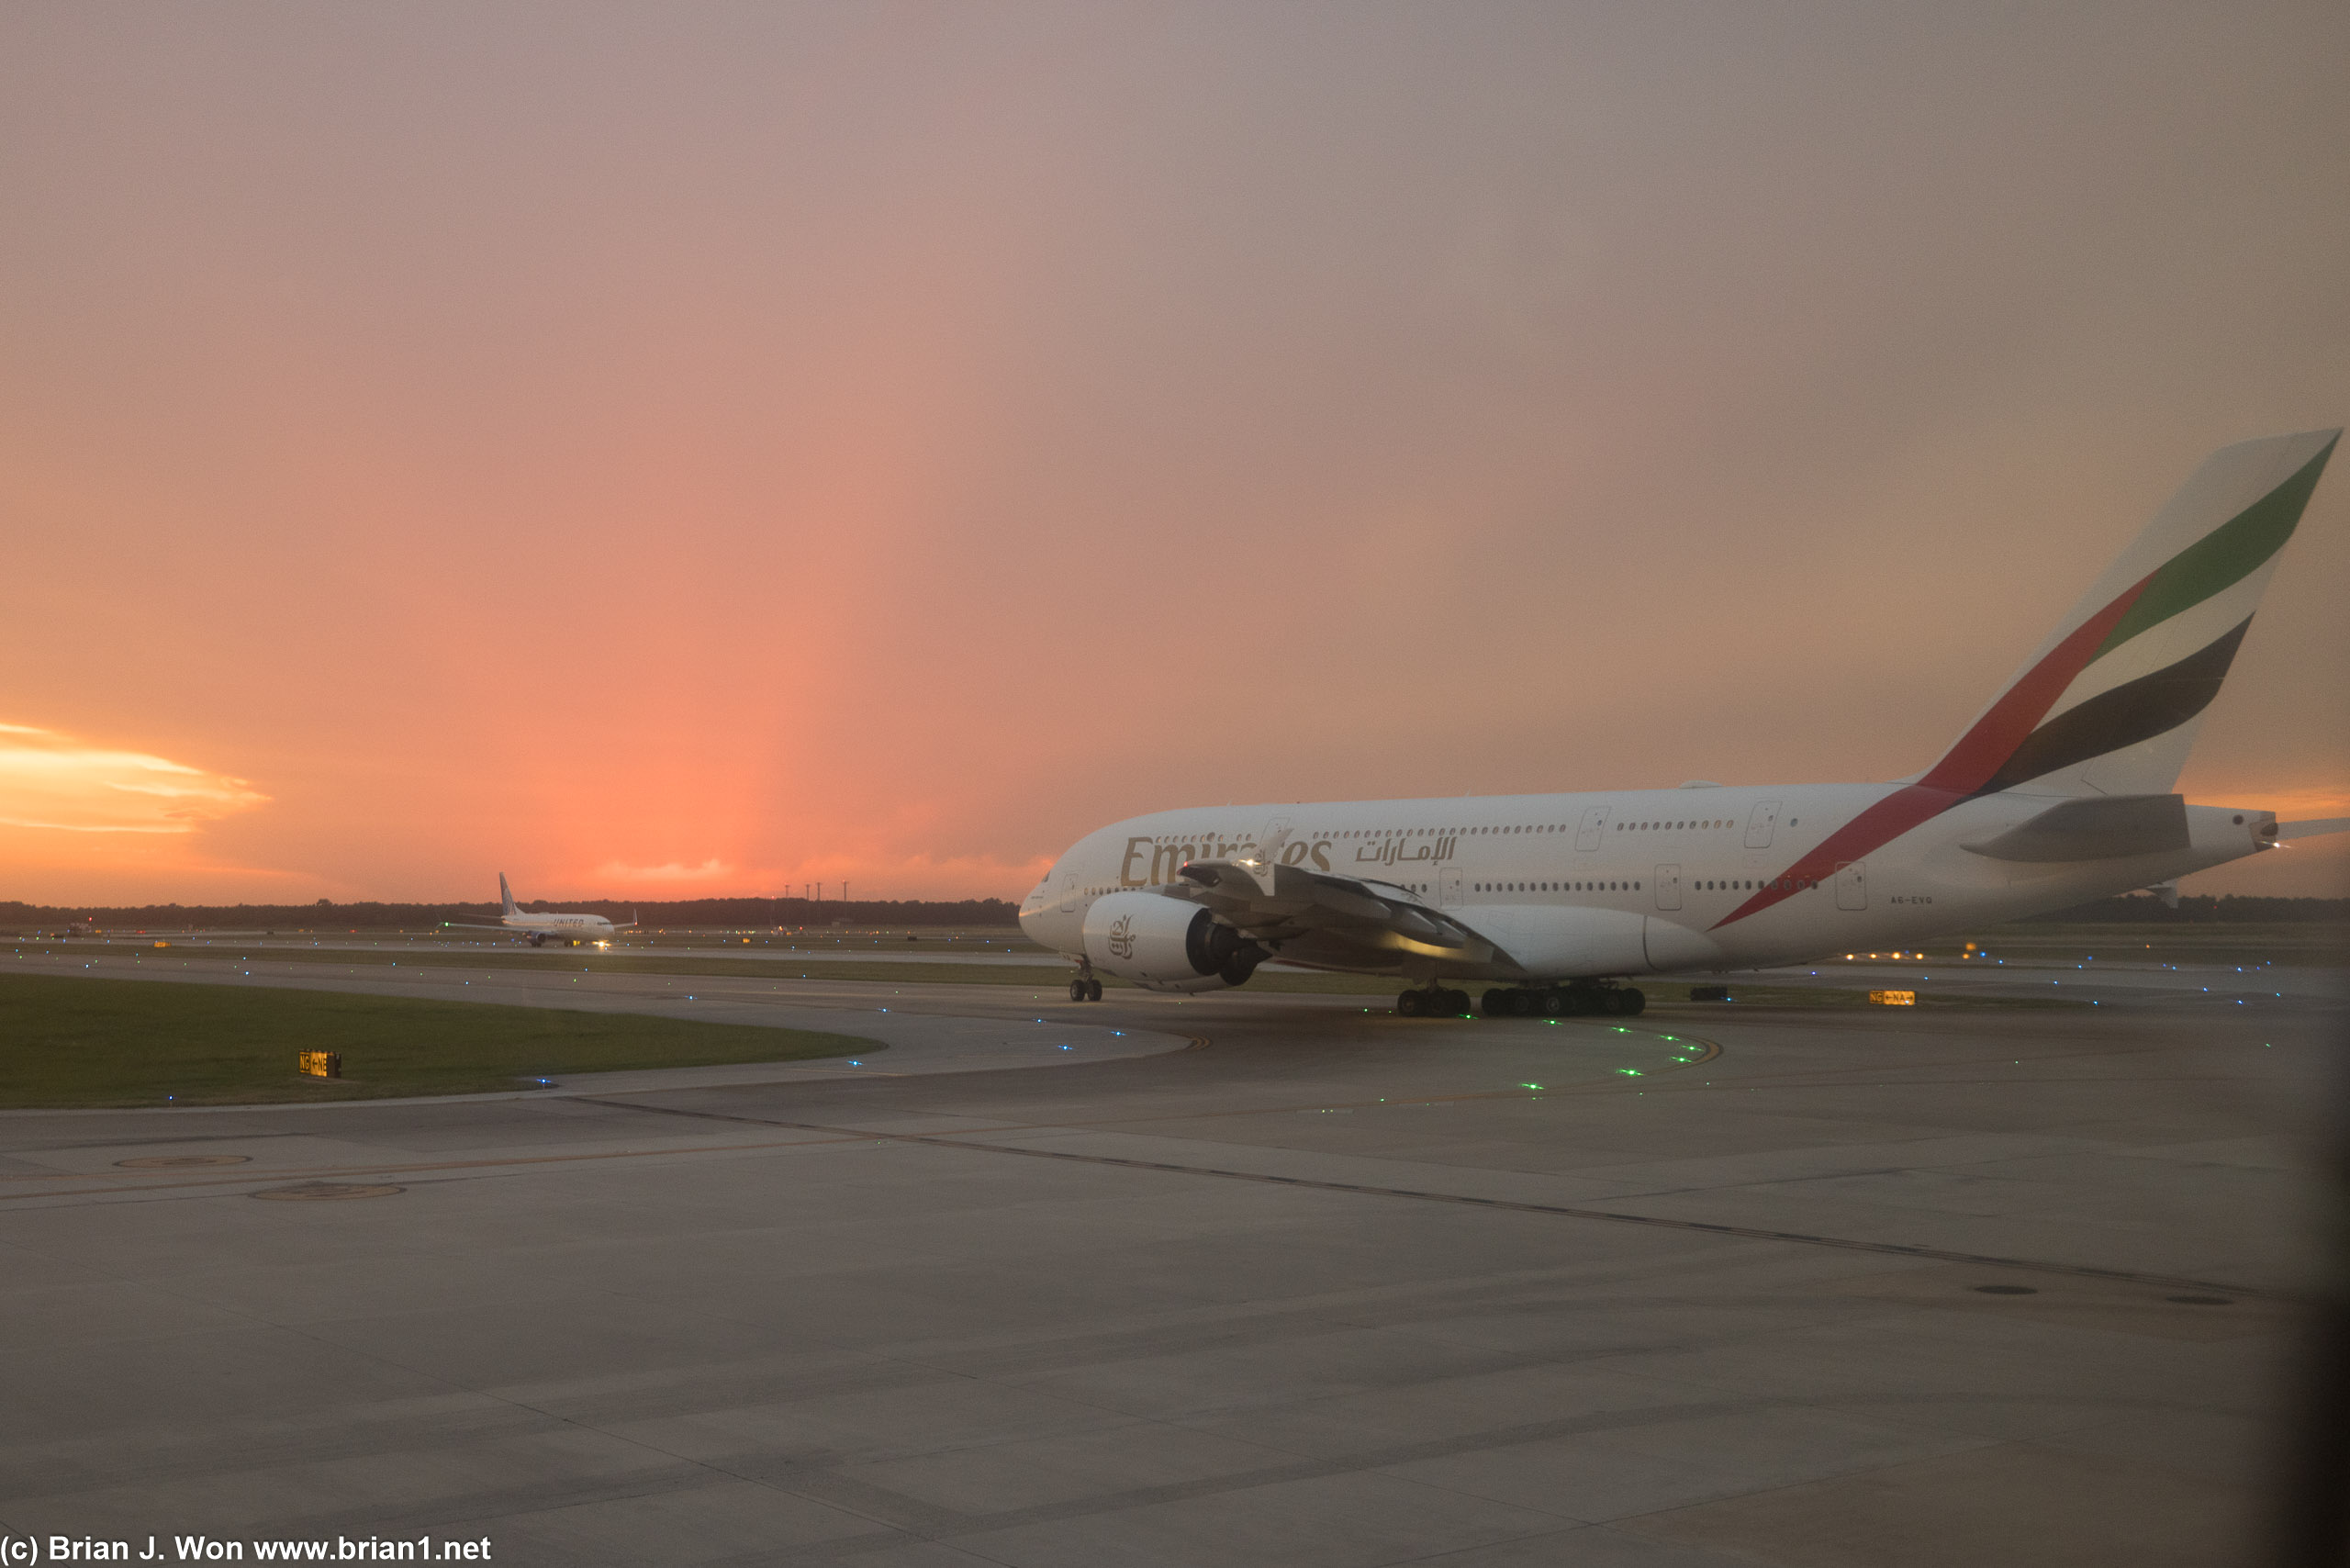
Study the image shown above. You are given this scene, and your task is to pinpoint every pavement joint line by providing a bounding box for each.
[574,1095,2300,1304]
[0,1130,879,1201]
[0,1033,1676,1187]
[0,994,2298,1302]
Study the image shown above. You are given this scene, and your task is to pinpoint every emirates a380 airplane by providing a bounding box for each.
[1022,430,2344,1016]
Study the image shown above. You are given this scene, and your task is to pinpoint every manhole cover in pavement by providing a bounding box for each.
[251,1182,404,1202]
[116,1155,252,1169]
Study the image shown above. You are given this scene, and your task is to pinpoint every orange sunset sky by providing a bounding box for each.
[5,4,2345,907]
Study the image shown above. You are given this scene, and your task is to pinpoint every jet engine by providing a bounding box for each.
[1081,891,1268,992]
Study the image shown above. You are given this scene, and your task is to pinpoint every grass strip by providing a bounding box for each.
[0,975,878,1108]
[22,945,1401,993]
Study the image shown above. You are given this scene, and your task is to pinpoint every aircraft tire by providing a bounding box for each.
[1086,978,1103,1002]
[1614,988,1647,1016]
[1538,989,1564,1017]
[1443,988,1471,1014]
[1396,991,1425,1017]
[1479,989,1510,1017]
[1069,979,1088,1002]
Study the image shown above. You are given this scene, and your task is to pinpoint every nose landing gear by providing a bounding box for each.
[1066,961,1104,1002]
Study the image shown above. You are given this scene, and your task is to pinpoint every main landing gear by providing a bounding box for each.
[1479,983,1645,1018]
[1394,986,1472,1018]
[1067,962,1104,1002]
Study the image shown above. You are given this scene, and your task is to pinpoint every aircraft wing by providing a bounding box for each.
[2276,817,2350,840]
[1171,857,1502,966]
[439,920,513,932]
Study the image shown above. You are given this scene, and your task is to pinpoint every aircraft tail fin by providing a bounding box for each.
[1919,429,2337,800]
[498,872,520,917]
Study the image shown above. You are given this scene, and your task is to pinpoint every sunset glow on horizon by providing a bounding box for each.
[6,5,2345,906]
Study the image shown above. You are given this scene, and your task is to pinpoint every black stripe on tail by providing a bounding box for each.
[1980,619,2252,794]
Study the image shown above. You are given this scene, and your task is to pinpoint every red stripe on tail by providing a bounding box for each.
[1919,572,2153,793]
[1710,570,2153,931]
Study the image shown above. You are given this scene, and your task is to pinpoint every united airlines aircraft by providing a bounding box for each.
[443,873,636,946]
[1022,430,2343,1016]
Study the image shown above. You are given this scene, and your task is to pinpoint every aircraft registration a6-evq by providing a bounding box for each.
[1021,429,2345,1017]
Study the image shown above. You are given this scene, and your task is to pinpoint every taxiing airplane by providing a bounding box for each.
[1022,430,2344,1016]
[443,873,636,946]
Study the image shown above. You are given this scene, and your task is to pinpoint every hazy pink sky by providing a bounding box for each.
[5,3,2345,904]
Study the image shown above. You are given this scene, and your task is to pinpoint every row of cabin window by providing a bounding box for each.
[1157,818,1770,844]
[1321,820,1743,837]
[1473,877,1812,894]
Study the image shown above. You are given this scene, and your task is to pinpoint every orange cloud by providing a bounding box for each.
[592,858,743,885]
[0,724,267,834]
[568,850,1050,902]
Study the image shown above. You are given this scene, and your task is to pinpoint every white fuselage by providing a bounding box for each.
[1019,782,2273,982]
[498,912,616,941]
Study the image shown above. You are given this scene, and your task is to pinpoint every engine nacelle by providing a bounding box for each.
[1081,891,1267,993]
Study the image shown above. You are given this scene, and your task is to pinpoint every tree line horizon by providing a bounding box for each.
[1,895,1022,930]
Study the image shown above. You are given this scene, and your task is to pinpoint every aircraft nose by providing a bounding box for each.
[1018,876,1053,939]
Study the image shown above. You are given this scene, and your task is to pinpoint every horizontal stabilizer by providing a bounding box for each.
[1961,793,2189,862]
[2276,817,2350,841]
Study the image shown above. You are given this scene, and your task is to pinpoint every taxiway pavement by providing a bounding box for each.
[1,955,2338,1566]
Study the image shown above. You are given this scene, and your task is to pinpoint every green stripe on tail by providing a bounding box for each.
[2092,435,2337,661]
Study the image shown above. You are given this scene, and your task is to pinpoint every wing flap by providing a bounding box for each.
[1175,857,1489,958]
